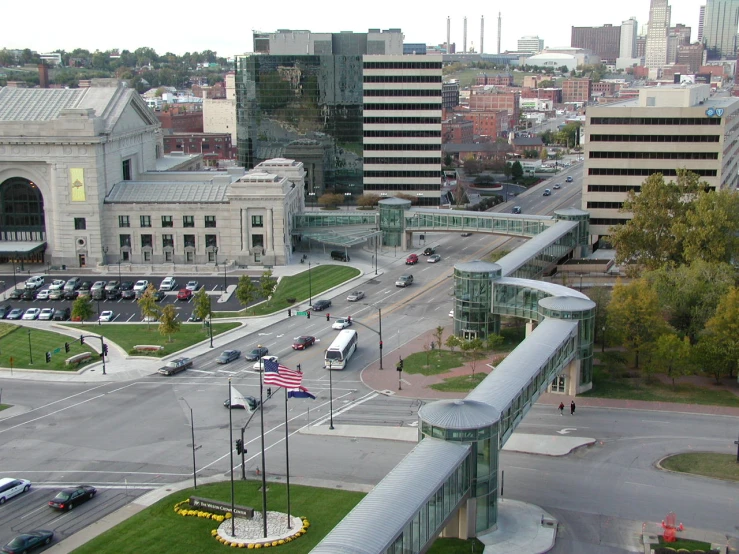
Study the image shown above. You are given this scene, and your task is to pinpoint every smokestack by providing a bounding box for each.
[497,12,502,54]
[447,16,451,53]
[38,63,49,89]
[480,15,485,54]
[463,16,467,53]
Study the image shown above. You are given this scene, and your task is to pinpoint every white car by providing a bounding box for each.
[185,280,199,292]
[36,289,51,300]
[22,308,41,320]
[38,308,55,320]
[133,280,149,292]
[253,355,279,371]
[346,291,365,302]
[159,277,177,291]
[332,318,352,330]
[24,276,45,290]
[0,477,31,503]
[99,310,115,322]
[91,281,106,292]
[142,315,158,323]
[449,310,454,318]
[48,279,66,290]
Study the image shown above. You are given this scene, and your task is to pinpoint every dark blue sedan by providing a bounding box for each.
[2,530,54,553]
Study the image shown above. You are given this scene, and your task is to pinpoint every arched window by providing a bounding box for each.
[0,178,45,241]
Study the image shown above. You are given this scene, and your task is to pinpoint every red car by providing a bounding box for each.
[405,254,418,265]
[292,336,316,350]
[177,289,192,301]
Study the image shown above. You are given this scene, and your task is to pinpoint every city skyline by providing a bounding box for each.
[2,0,705,59]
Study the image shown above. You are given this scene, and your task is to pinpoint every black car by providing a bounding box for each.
[2,530,54,553]
[224,395,260,410]
[245,346,269,361]
[8,289,23,300]
[312,299,331,311]
[105,289,121,300]
[48,485,97,510]
[21,289,38,301]
[79,281,93,291]
[461,232,472,237]
[120,281,134,291]
[63,290,79,300]
[152,290,166,302]
[423,247,436,256]
[0,305,13,319]
[157,357,193,376]
[121,288,136,300]
[52,307,71,321]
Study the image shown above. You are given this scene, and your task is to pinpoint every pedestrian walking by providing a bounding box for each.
[558,402,564,416]
[570,401,576,415]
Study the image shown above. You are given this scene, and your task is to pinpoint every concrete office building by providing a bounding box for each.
[620,18,638,58]
[517,36,544,54]
[203,73,236,143]
[253,28,404,56]
[645,0,672,69]
[698,5,706,43]
[702,0,739,60]
[677,43,706,72]
[0,82,305,268]
[582,84,739,242]
[571,24,621,63]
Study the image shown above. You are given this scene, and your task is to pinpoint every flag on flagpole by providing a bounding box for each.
[263,358,303,388]
[287,386,316,399]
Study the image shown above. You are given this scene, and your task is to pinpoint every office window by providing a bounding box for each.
[251,215,264,228]
[252,234,264,248]
[141,234,153,248]
[140,215,151,228]
[205,234,217,248]
[204,215,216,228]
[162,234,174,248]
[118,215,130,228]
[74,217,86,230]
[122,159,132,180]
[119,234,131,248]
[162,216,173,228]
[183,215,195,228]
[184,234,195,248]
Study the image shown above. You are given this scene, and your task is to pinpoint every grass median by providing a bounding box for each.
[67,322,240,357]
[0,322,97,371]
[660,452,739,482]
[214,265,360,318]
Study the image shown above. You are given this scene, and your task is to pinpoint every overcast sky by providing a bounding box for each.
[3,0,705,58]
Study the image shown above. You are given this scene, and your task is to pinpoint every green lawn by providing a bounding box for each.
[0,405,9,411]
[0,322,97,371]
[67,322,240,357]
[431,372,488,393]
[582,366,739,408]
[73,481,365,554]
[427,538,486,553]
[214,265,360,318]
[660,453,739,482]
[403,350,468,376]
[652,537,712,551]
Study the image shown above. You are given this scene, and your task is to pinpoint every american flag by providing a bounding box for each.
[263,358,303,388]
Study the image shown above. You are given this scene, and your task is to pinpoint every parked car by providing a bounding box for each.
[292,336,315,350]
[422,247,436,256]
[405,253,418,265]
[22,308,41,320]
[395,275,414,287]
[427,254,441,263]
[105,289,121,300]
[7,289,23,300]
[48,279,66,291]
[216,350,241,364]
[35,289,51,300]
[245,346,269,361]
[332,318,352,330]
[185,280,199,291]
[461,232,472,237]
[63,289,79,301]
[159,277,177,291]
[104,280,119,292]
[120,281,134,292]
[38,308,55,321]
[79,281,93,292]
[77,289,91,299]
[91,288,106,301]
[24,276,45,290]
[553,183,562,189]
[48,485,97,510]
[223,395,260,410]
[2,529,53,554]
[121,288,136,300]
[49,289,64,300]
[152,290,166,302]
[187,312,203,322]
[346,290,365,302]
[512,206,522,214]
[90,281,106,293]
[157,357,193,376]
[312,299,331,311]
[253,355,279,371]
[543,188,551,196]
[0,477,31,504]
[133,280,149,292]
[63,277,82,292]
[177,289,193,301]
[52,307,71,321]
[98,311,115,322]
[0,305,13,319]
[565,176,573,182]
[6,309,23,320]
[20,289,38,301]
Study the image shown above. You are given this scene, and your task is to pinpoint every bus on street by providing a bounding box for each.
[325,329,358,370]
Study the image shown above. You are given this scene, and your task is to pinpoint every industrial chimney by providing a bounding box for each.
[447,16,451,54]
[497,12,502,54]
[463,16,467,53]
[480,15,485,54]
[38,64,49,89]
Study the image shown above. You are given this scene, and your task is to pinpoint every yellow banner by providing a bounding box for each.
[70,168,86,202]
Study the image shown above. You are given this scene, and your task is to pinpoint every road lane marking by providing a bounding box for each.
[0,393,107,434]
[0,383,111,423]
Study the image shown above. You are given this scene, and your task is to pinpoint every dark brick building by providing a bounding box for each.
[156,106,204,134]
[163,132,235,162]
[571,24,621,63]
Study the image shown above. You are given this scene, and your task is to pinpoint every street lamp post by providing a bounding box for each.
[181,398,198,489]
[223,263,227,294]
[308,261,312,306]
[344,192,351,211]
[214,246,219,267]
[374,230,378,276]
[27,328,33,364]
[602,325,606,353]
[328,359,335,430]
[12,257,17,289]
[308,192,316,211]
[102,246,108,266]
[208,297,214,348]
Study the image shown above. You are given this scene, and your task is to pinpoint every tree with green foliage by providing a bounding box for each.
[538,80,555,88]
[485,334,504,352]
[71,296,93,324]
[540,148,549,161]
[651,333,693,385]
[137,284,160,330]
[158,304,181,343]
[461,337,485,376]
[696,287,739,381]
[587,287,611,349]
[445,334,462,352]
[539,130,555,145]
[607,279,668,369]
[433,326,445,358]
[503,162,512,179]
[510,161,524,180]
[260,270,278,300]
[680,188,739,266]
[192,287,211,326]
[443,154,454,168]
[236,275,258,309]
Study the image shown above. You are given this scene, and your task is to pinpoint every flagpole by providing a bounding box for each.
[284,387,292,530]
[228,378,236,537]
[259,363,268,538]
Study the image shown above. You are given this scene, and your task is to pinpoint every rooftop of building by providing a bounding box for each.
[593,84,738,110]
[105,180,231,204]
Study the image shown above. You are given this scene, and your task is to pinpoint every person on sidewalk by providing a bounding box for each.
[558,402,564,416]
[570,401,576,415]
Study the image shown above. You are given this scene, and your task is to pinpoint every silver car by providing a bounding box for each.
[346,290,365,302]
[38,308,55,320]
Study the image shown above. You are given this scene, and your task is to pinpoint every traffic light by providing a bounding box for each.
[80,335,85,345]
[235,439,243,455]
[379,341,383,350]
[326,313,330,321]
[45,352,51,363]
[307,311,311,319]
[102,343,109,356]
[396,358,404,372]
[64,342,70,353]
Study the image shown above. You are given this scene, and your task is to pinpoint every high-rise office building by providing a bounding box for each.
[571,24,621,63]
[677,43,705,72]
[698,5,706,42]
[620,18,638,58]
[702,0,739,60]
[645,0,671,68]
[517,36,544,54]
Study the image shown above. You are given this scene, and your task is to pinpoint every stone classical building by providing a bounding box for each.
[0,82,304,268]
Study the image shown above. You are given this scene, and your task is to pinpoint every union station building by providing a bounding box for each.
[0,81,305,268]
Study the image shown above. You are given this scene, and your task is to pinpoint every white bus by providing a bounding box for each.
[324,329,358,370]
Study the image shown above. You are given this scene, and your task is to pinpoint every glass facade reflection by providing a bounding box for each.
[379,198,410,247]
[453,262,501,338]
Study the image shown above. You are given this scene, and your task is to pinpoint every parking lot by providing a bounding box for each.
[0,274,253,323]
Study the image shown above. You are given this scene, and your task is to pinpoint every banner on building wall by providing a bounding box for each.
[70,168,86,201]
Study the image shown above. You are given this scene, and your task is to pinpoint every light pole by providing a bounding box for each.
[102,246,108,266]
[208,296,214,348]
[308,191,316,211]
[27,328,33,364]
[344,192,351,211]
[214,246,219,267]
[602,325,606,353]
[181,398,198,489]
[308,261,312,306]
[374,230,378,276]
[227,378,236,538]
[223,262,227,294]
[328,359,335,430]
[12,256,17,289]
